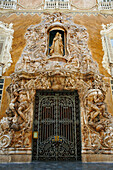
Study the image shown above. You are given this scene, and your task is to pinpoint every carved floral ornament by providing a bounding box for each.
[0,13,113,154]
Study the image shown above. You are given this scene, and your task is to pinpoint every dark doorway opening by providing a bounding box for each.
[32,91,81,161]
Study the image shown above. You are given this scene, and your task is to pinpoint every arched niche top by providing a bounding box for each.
[49,27,65,32]
[47,22,67,33]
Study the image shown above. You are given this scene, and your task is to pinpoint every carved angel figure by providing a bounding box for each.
[50,32,63,56]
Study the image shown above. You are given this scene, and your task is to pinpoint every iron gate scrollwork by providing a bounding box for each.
[32,91,81,161]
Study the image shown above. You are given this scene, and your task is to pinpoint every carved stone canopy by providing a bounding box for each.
[1,13,113,155]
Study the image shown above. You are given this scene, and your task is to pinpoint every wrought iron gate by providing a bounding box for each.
[32,91,81,161]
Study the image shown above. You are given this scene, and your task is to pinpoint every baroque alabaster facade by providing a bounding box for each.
[0,0,113,163]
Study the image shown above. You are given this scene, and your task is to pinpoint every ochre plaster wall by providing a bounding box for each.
[0,77,11,119]
[0,13,113,117]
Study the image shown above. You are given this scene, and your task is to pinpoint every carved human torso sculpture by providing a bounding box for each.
[50,32,63,56]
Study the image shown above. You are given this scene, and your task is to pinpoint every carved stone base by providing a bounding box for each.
[82,154,113,163]
[0,148,32,163]
[48,55,67,62]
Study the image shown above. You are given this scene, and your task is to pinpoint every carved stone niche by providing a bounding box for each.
[46,24,69,59]
[0,13,113,162]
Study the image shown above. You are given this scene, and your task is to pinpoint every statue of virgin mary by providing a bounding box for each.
[50,32,63,56]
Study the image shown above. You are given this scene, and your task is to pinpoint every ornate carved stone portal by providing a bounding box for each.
[32,91,81,161]
[1,13,113,161]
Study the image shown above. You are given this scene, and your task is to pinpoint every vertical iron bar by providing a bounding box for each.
[74,94,77,160]
[66,107,67,140]
[56,96,58,136]
[37,94,41,159]
[56,95,58,161]
[63,106,64,139]
[47,107,48,140]
[68,106,69,142]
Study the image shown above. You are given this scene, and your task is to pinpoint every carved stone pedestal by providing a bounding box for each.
[82,154,113,163]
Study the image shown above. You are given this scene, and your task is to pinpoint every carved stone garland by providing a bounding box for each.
[1,13,113,155]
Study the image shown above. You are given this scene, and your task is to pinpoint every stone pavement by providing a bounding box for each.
[0,162,113,170]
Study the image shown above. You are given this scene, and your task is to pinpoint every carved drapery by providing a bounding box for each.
[0,13,113,155]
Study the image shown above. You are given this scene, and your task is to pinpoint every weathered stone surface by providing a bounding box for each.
[72,0,96,9]
[18,0,42,9]
[0,154,32,163]
[82,154,113,162]
[0,22,14,74]
[0,77,11,119]
[17,0,96,10]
